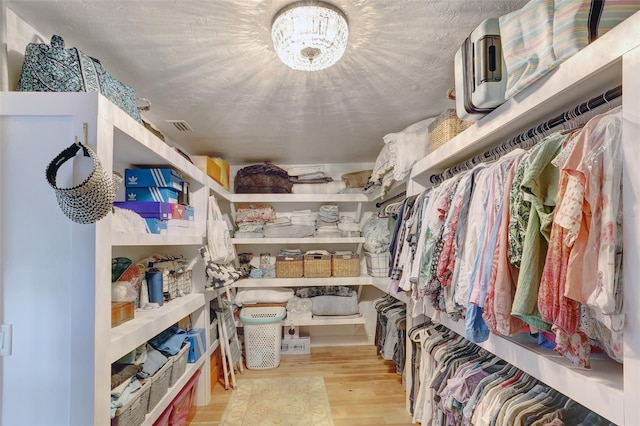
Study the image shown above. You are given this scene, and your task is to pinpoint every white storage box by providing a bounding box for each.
[281,336,311,355]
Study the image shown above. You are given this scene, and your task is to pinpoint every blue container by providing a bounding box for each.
[146,269,164,306]
[125,187,179,204]
[125,168,183,190]
[113,201,173,219]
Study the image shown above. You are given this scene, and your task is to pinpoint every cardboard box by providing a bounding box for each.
[171,203,186,220]
[111,301,134,327]
[192,156,230,191]
[280,336,310,355]
[186,328,206,363]
[113,201,173,219]
[125,168,183,190]
[126,187,179,203]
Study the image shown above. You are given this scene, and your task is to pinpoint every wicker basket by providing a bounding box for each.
[427,109,474,153]
[341,170,372,188]
[169,342,190,387]
[332,253,360,277]
[304,253,331,278]
[276,255,304,278]
[111,379,151,426]
[166,269,192,299]
[146,357,173,413]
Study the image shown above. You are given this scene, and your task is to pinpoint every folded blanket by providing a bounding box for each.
[311,293,359,316]
[296,286,353,298]
[111,364,142,390]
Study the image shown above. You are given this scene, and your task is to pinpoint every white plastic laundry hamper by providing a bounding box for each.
[240,306,287,369]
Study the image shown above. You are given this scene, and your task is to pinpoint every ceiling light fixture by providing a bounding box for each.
[271,1,349,72]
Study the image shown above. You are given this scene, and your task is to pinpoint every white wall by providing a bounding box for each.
[3,7,47,91]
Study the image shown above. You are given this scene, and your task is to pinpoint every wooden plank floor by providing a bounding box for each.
[190,345,414,425]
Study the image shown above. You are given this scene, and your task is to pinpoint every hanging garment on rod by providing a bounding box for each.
[429,85,622,184]
[393,106,624,369]
[412,326,615,426]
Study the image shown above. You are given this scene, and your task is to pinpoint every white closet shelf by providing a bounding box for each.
[110,293,205,363]
[424,305,624,425]
[371,278,410,304]
[112,232,205,246]
[232,237,364,245]
[228,193,372,203]
[285,315,366,326]
[142,356,205,426]
[410,11,640,188]
[233,276,376,288]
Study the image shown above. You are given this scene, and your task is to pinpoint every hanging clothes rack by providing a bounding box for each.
[376,190,407,208]
[429,85,622,184]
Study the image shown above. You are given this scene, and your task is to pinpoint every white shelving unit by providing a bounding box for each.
[234,276,375,288]
[407,12,640,425]
[0,92,216,426]
[226,191,386,345]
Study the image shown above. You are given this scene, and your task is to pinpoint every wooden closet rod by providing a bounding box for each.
[429,85,623,184]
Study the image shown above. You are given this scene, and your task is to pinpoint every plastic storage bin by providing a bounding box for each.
[240,306,287,370]
[168,369,201,426]
[365,251,390,278]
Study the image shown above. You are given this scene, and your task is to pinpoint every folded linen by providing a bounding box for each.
[291,180,346,194]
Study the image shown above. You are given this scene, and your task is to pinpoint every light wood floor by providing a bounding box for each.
[190,345,415,425]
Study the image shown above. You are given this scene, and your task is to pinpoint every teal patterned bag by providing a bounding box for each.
[17,35,142,124]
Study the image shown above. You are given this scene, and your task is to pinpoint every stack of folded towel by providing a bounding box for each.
[288,165,346,194]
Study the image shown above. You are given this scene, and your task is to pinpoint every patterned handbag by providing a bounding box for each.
[17,35,143,123]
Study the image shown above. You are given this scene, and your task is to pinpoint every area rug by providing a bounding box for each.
[220,376,334,426]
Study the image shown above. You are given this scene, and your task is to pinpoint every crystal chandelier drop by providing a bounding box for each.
[271,1,349,72]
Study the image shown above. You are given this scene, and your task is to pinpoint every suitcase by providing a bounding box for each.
[454,18,508,121]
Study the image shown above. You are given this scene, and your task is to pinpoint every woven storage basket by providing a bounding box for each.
[304,253,332,278]
[111,378,151,426]
[427,109,474,153]
[276,254,304,278]
[165,269,192,299]
[341,170,372,188]
[332,253,360,277]
[146,357,173,413]
[169,342,190,387]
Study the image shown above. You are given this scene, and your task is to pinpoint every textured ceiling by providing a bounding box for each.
[7,0,528,164]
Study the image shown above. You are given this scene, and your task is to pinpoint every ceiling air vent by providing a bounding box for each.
[167,120,193,132]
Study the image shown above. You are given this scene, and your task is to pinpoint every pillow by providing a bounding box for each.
[369,143,395,184]
[552,0,640,63]
[234,287,294,305]
[383,117,433,181]
[499,0,558,99]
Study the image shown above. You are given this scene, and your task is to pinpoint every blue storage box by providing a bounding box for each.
[125,168,183,190]
[113,201,173,219]
[144,218,168,234]
[186,328,206,363]
[126,187,179,204]
[185,205,195,221]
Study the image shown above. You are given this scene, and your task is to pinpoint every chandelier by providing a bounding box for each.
[271,1,349,72]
